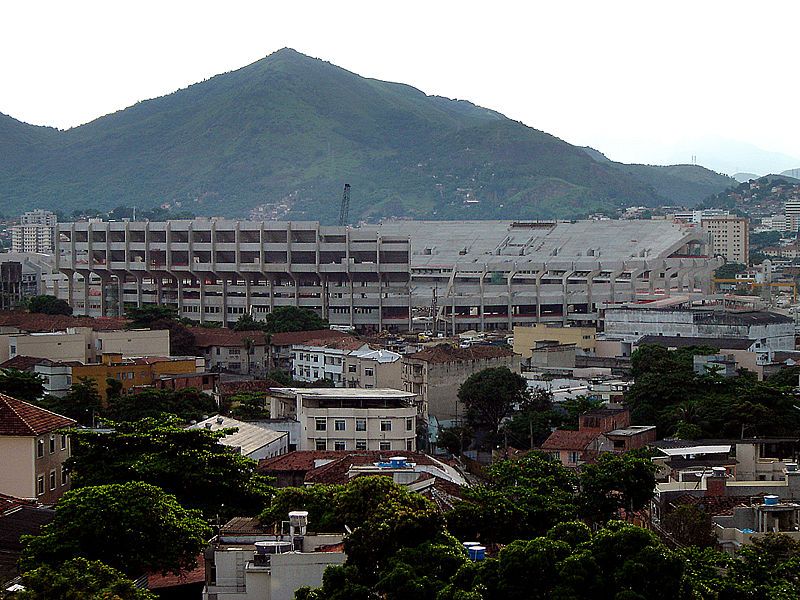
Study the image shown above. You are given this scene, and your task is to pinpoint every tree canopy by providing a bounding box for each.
[67,415,273,518]
[104,387,217,423]
[15,557,155,600]
[457,367,529,444]
[20,482,210,577]
[0,368,44,402]
[26,294,73,316]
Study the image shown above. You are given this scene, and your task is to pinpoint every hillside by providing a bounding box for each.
[0,49,734,222]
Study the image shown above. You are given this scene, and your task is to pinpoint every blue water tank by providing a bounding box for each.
[389,456,408,468]
[468,546,486,561]
[764,495,780,506]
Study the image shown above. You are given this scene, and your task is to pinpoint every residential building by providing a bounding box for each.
[603,307,794,351]
[72,353,203,401]
[190,415,288,460]
[513,324,596,357]
[786,199,800,231]
[692,353,738,378]
[20,210,57,227]
[11,224,56,254]
[291,336,403,388]
[203,515,345,600]
[0,326,170,364]
[190,327,269,376]
[701,216,749,264]
[268,388,418,452]
[268,329,350,372]
[0,394,75,504]
[671,209,730,224]
[0,262,23,311]
[56,219,721,332]
[402,344,519,425]
[0,495,54,587]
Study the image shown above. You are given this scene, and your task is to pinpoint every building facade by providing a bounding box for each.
[0,394,75,504]
[513,324,596,357]
[268,388,417,452]
[55,219,721,333]
[701,216,749,264]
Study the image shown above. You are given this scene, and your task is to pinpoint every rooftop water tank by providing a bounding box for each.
[389,456,408,469]
[288,510,309,536]
[764,495,780,506]
[786,463,798,472]
[468,546,486,561]
[711,466,727,478]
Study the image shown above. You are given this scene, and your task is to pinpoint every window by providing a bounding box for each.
[60,435,67,450]
[568,451,580,464]
[37,439,44,458]
[406,439,414,451]
[380,420,392,432]
[356,440,367,451]
[49,435,55,454]
[334,420,346,431]
[315,439,327,451]
[406,418,413,431]
[334,441,346,451]
[49,470,56,490]
[37,475,44,496]
[315,418,326,431]
[348,364,357,373]
[356,419,367,432]
[380,442,391,451]
[364,368,374,377]
[61,464,68,486]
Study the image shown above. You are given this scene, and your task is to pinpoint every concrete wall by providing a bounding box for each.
[0,437,35,498]
[95,329,170,359]
[270,552,346,600]
[514,324,596,357]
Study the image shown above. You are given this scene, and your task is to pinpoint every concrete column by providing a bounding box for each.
[245,277,252,315]
[377,274,383,332]
[222,277,229,327]
[136,275,143,308]
[479,269,487,333]
[99,276,108,317]
[349,276,355,328]
[199,278,205,324]
[83,274,90,316]
[535,270,544,322]
[177,276,184,317]
[507,270,516,331]
[67,273,74,307]
[117,276,125,317]
[561,270,574,325]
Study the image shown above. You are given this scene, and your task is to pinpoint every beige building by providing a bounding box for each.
[0,394,75,504]
[0,327,170,364]
[268,388,418,452]
[702,216,749,264]
[402,344,519,425]
[513,324,596,357]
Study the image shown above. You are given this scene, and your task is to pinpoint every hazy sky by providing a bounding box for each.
[3,0,799,173]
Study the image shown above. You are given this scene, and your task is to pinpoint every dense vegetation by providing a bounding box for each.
[0,50,733,222]
[626,345,800,438]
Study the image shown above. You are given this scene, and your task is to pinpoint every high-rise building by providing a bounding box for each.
[785,199,800,231]
[11,210,58,253]
[701,216,749,265]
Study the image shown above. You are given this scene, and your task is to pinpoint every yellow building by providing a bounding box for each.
[71,353,202,401]
[513,324,596,357]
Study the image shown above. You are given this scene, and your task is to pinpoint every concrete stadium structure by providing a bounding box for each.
[56,219,721,332]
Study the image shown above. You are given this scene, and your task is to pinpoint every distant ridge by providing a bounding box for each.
[0,48,735,222]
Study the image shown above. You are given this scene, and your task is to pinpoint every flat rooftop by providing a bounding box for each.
[373,220,702,269]
[269,388,416,400]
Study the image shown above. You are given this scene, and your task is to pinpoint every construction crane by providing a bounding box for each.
[338,183,351,226]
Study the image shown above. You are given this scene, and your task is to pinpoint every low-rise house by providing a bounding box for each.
[402,344,519,425]
[0,394,75,504]
[268,329,350,372]
[268,388,418,452]
[190,328,269,376]
[202,514,345,600]
[72,353,203,401]
[0,495,54,587]
[540,429,611,467]
[190,415,288,460]
[291,336,403,388]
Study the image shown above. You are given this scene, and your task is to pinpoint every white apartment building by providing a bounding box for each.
[268,388,417,452]
[20,210,57,227]
[786,199,800,232]
[11,224,56,254]
[701,216,749,264]
[291,337,369,384]
[55,219,721,333]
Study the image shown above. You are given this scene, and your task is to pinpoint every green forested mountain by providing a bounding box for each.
[0,48,734,222]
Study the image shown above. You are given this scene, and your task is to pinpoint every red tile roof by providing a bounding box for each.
[0,493,35,515]
[297,336,367,351]
[146,554,205,589]
[0,393,75,436]
[405,343,514,364]
[269,329,349,347]
[540,429,603,451]
[189,328,267,348]
[0,311,128,332]
[0,356,45,371]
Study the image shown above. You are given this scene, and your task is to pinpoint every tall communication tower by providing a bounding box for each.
[338,184,351,226]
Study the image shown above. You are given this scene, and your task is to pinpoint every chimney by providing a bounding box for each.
[705,467,727,497]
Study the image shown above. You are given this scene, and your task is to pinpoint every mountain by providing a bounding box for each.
[734,172,760,183]
[781,168,800,180]
[0,48,735,222]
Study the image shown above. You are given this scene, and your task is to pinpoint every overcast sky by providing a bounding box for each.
[3,0,799,174]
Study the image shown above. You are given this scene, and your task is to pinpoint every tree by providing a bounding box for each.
[662,504,716,548]
[26,294,73,316]
[16,557,155,599]
[67,415,273,517]
[578,451,657,524]
[263,306,328,333]
[104,387,216,423]
[229,392,271,420]
[125,305,179,328]
[47,377,102,425]
[436,425,474,456]
[149,318,197,356]
[20,482,210,577]
[457,367,528,444]
[0,368,44,401]
[234,313,261,331]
